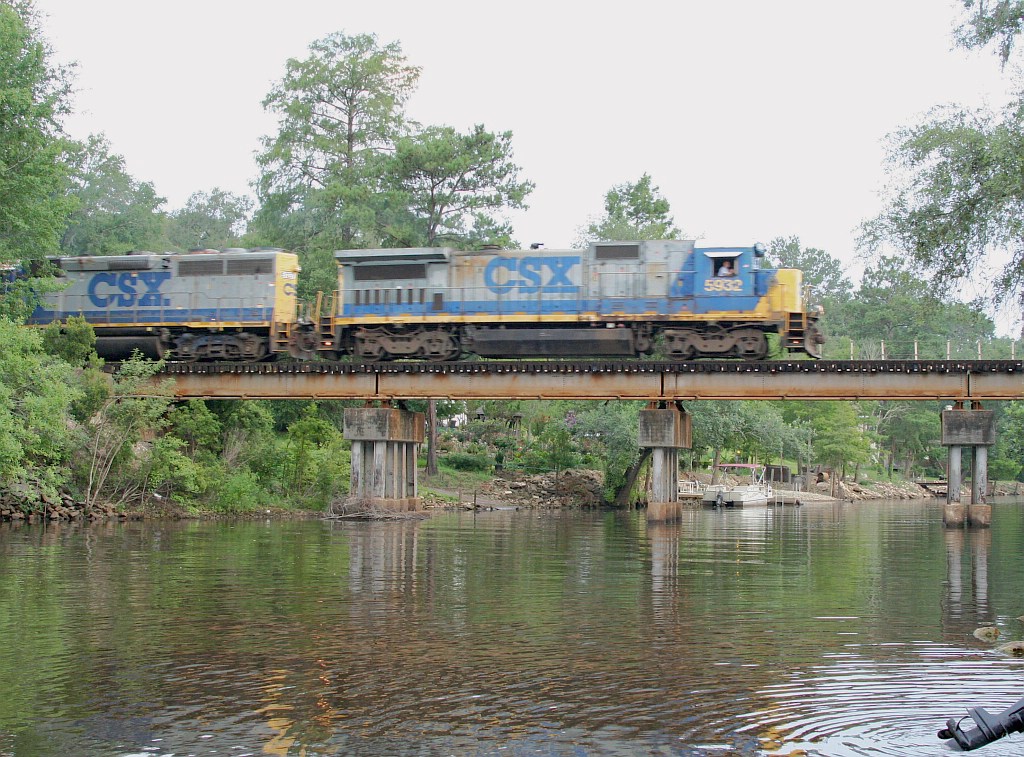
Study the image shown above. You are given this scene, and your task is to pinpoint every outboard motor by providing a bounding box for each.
[939,695,1024,750]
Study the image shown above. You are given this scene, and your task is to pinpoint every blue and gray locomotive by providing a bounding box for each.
[325,240,823,361]
[28,248,317,361]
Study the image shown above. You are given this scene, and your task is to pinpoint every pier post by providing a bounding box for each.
[941,407,995,529]
[639,406,692,523]
[344,407,425,511]
[969,445,991,527]
[944,445,965,527]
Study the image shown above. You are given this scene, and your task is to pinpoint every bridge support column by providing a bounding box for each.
[639,406,691,523]
[344,407,424,512]
[941,406,995,529]
[944,445,964,527]
[969,445,991,527]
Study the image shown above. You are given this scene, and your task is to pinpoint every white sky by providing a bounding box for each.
[33,0,1019,331]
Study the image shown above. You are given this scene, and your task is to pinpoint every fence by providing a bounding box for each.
[835,339,1019,361]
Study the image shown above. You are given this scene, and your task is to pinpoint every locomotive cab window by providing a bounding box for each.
[715,258,738,277]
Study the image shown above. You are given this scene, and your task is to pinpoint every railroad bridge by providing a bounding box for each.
[162,359,1024,402]
[160,359,1023,525]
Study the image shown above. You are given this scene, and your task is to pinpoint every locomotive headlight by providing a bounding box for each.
[753,242,766,257]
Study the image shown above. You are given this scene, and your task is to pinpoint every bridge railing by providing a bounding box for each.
[833,338,1019,361]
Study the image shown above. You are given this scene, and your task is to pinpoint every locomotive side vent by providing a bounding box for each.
[178,259,225,276]
[226,259,272,275]
[107,258,155,271]
[353,263,428,281]
[595,244,640,260]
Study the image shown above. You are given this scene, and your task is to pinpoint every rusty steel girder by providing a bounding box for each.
[158,360,1024,401]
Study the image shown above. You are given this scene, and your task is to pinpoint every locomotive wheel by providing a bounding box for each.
[418,329,460,361]
[732,330,769,360]
[288,328,319,360]
[662,329,697,360]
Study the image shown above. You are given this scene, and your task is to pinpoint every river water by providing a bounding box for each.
[1,500,1023,756]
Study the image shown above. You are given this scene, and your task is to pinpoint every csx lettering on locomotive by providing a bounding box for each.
[483,256,580,294]
[87,271,172,307]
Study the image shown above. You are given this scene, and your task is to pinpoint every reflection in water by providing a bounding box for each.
[0,501,1023,755]
[944,527,994,628]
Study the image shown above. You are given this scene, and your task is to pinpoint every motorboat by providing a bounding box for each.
[702,464,773,507]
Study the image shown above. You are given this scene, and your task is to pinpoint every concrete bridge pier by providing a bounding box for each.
[639,405,692,523]
[343,407,424,511]
[943,444,964,527]
[941,405,995,528]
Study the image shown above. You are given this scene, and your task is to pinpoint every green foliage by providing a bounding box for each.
[863,100,1024,305]
[990,400,1024,480]
[443,451,493,472]
[827,256,996,359]
[215,399,276,436]
[577,174,681,244]
[60,133,166,254]
[68,355,110,423]
[254,31,419,254]
[78,353,173,507]
[814,405,871,471]
[861,2,1024,322]
[573,402,641,500]
[386,124,534,247]
[0,318,79,479]
[0,2,74,264]
[165,188,252,251]
[768,236,852,306]
[955,0,1024,65]
[283,403,343,503]
[147,436,202,497]
[40,315,96,365]
[167,400,222,457]
[206,467,267,513]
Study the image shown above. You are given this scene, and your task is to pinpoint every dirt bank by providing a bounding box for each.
[435,469,1024,510]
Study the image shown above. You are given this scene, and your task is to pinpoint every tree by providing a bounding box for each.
[78,354,174,508]
[990,400,1024,480]
[166,189,252,251]
[253,31,420,256]
[955,0,1024,65]
[836,256,996,358]
[805,402,871,493]
[40,314,95,365]
[688,401,749,481]
[577,174,681,244]
[0,317,80,503]
[386,124,534,247]
[864,2,1024,308]
[0,1,74,263]
[167,400,222,458]
[768,236,852,305]
[60,134,166,254]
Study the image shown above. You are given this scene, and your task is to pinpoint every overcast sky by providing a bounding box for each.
[32,0,1016,327]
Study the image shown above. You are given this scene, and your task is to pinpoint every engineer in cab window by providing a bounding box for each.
[717,260,735,277]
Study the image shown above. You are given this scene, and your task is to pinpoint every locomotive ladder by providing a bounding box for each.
[317,292,335,347]
[784,312,806,349]
[272,322,291,354]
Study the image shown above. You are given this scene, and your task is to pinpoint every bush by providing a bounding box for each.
[206,467,268,513]
[442,451,493,472]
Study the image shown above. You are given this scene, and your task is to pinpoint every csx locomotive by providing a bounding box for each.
[28,240,824,362]
[27,248,316,362]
